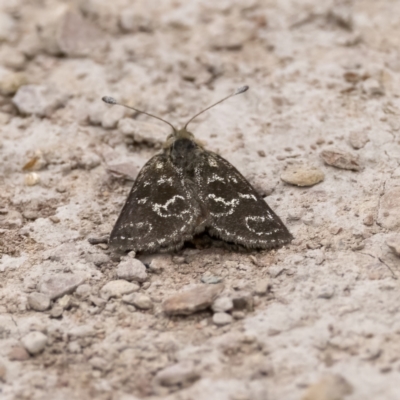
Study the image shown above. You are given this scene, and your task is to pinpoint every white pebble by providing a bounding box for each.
[27,292,51,311]
[21,331,47,355]
[132,294,153,310]
[212,297,233,313]
[213,312,233,326]
[24,172,40,186]
[117,258,147,282]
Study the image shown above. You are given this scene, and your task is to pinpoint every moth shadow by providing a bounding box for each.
[183,231,254,253]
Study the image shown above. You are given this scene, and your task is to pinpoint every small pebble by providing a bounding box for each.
[58,294,72,309]
[147,256,167,274]
[131,294,153,310]
[12,84,69,117]
[254,279,271,296]
[67,341,82,354]
[349,131,369,150]
[0,47,26,70]
[362,78,384,96]
[100,280,140,300]
[232,311,246,319]
[24,172,40,186]
[268,265,285,278]
[0,71,27,96]
[363,214,374,226]
[154,361,199,387]
[102,106,125,129]
[141,281,151,290]
[50,306,64,318]
[377,188,400,230]
[122,293,137,304]
[27,292,51,312]
[212,297,233,312]
[75,284,92,298]
[22,210,39,220]
[21,331,48,355]
[163,284,224,316]
[213,312,233,326]
[318,285,335,299]
[90,296,106,308]
[302,373,353,400]
[85,253,110,266]
[201,275,223,284]
[8,346,30,361]
[90,357,109,372]
[117,258,148,282]
[68,325,96,339]
[39,273,85,300]
[320,149,361,171]
[281,165,324,187]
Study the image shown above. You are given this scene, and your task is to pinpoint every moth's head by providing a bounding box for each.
[101,85,249,147]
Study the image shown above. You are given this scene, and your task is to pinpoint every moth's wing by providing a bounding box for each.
[109,154,201,253]
[196,152,293,249]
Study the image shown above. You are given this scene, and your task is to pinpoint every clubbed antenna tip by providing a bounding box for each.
[235,85,249,95]
[102,96,117,105]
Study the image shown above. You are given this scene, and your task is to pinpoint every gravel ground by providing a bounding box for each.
[1,1,400,399]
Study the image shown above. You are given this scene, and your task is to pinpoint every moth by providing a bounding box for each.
[102,86,292,253]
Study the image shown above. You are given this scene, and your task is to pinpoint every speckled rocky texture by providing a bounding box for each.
[1,1,400,400]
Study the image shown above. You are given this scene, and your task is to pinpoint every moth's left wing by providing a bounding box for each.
[109,154,201,253]
[195,152,293,249]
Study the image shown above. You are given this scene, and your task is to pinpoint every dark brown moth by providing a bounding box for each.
[102,86,292,253]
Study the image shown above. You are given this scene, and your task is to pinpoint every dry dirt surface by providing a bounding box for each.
[1,1,400,399]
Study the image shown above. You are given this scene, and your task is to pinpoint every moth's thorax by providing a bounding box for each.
[169,137,201,171]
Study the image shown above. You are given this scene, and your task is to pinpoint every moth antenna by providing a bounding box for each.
[184,85,249,130]
[102,96,177,132]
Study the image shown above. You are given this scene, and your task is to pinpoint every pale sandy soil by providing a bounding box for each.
[1,1,400,399]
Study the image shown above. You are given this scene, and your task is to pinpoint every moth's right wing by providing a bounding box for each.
[109,154,201,253]
[195,152,293,249]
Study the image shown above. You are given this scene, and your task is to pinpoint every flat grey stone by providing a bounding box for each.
[39,273,85,300]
